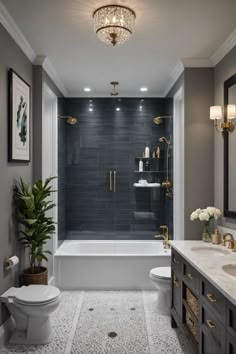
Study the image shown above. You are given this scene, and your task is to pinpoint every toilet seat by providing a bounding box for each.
[150,266,171,279]
[15,285,60,306]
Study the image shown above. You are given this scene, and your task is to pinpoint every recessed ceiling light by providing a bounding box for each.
[140,87,148,92]
[88,107,93,112]
[116,107,120,111]
[139,105,143,110]
[84,87,91,92]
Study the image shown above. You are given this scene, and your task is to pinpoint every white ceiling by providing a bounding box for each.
[1,0,236,97]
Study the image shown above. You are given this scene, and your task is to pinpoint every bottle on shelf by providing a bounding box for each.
[156,146,161,159]
[145,143,150,158]
[139,159,143,172]
[144,160,150,171]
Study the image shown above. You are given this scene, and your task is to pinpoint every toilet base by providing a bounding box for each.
[156,290,170,316]
[9,317,53,345]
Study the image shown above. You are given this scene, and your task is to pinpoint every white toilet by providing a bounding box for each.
[149,266,171,316]
[0,285,61,345]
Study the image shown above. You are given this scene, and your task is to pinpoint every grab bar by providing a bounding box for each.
[113,171,116,193]
[109,171,113,192]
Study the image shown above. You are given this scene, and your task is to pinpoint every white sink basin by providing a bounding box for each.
[190,246,230,256]
[222,264,236,277]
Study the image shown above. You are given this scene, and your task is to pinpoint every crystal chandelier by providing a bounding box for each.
[93,5,136,46]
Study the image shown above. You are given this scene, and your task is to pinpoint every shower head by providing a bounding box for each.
[159,136,171,145]
[58,116,78,125]
[153,115,172,124]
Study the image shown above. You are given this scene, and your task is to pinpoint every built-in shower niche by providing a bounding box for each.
[57,97,173,241]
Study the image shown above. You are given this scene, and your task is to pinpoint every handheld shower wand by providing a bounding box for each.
[159,136,172,197]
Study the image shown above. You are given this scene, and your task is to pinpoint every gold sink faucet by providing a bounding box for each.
[154,225,170,249]
[222,233,234,249]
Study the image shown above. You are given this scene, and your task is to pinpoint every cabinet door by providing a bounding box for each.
[200,304,225,354]
[172,270,182,322]
[226,333,236,354]
[201,325,223,354]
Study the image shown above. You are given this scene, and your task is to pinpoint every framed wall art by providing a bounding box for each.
[8,69,30,162]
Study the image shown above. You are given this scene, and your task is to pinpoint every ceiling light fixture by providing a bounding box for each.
[84,87,91,92]
[93,5,136,46]
[140,87,148,92]
[116,107,120,111]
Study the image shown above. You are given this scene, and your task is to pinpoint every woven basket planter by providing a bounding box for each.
[21,266,48,286]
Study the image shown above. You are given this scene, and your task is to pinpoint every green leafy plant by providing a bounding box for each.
[14,176,56,274]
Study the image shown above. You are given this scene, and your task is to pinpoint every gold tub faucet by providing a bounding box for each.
[154,225,170,249]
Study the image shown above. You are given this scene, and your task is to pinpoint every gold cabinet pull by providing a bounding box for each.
[207,293,217,303]
[207,319,216,329]
[109,171,113,192]
[173,276,180,287]
[187,273,193,280]
[113,171,116,193]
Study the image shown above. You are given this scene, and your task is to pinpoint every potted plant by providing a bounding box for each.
[14,176,56,285]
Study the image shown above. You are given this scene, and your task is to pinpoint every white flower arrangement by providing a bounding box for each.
[190,206,222,242]
[190,207,221,222]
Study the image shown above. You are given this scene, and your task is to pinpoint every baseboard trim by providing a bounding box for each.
[48,276,55,286]
[0,316,15,349]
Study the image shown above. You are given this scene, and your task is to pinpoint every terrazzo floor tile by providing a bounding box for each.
[1,291,193,354]
[143,291,194,354]
[1,291,83,354]
[70,291,150,354]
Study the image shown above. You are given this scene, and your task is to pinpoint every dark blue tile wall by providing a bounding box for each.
[58,97,173,240]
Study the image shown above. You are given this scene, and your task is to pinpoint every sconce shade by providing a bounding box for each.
[210,106,222,120]
[227,104,236,119]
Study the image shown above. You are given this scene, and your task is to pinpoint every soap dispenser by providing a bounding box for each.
[212,229,221,245]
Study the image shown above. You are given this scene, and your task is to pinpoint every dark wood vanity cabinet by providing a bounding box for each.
[171,248,235,354]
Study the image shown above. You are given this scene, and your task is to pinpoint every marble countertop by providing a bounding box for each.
[171,240,236,306]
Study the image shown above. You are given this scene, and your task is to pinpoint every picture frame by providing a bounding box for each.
[8,69,30,162]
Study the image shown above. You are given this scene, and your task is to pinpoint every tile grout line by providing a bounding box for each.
[64,291,85,354]
[142,291,156,354]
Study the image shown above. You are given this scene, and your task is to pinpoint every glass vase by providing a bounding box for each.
[202,223,211,242]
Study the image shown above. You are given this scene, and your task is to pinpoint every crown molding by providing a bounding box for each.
[211,28,236,66]
[42,57,68,96]
[182,58,213,67]
[163,61,184,97]
[0,1,35,62]
[0,2,67,96]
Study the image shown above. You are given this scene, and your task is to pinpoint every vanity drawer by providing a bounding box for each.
[201,277,226,324]
[183,261,199,295]
[201,303,225,353]
[171,249,182,273]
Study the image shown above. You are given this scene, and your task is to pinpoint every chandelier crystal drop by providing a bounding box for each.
[93,5,136,46]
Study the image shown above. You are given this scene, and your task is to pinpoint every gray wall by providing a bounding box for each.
[167,69,214,239]
[214,45,236,229]
[0,24,33,326]
[184,68,214,239]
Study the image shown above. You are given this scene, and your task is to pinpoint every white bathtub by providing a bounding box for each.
[54,240,171,290]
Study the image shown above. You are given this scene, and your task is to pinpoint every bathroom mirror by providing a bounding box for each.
[224,73,236,218]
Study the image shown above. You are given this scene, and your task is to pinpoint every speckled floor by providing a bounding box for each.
[2,291,193,354]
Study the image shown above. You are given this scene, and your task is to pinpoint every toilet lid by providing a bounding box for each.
[150,267,171,279]
[15,285,60,305]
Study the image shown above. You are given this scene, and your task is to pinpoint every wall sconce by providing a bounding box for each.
[210,105,236,133]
